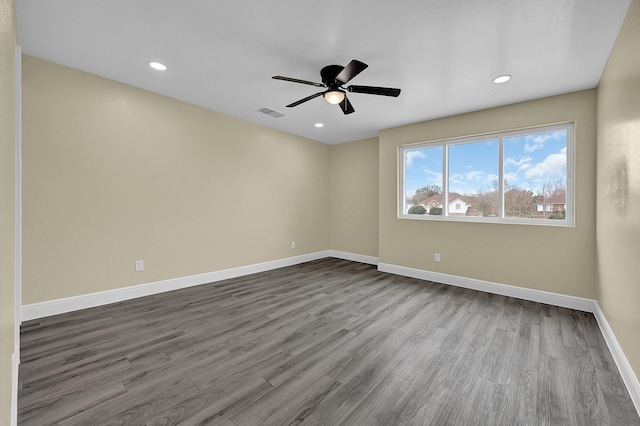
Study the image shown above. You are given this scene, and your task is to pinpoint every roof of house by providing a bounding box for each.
[418,192,468,205]
[466,206,483,216]
[540,190,566,205]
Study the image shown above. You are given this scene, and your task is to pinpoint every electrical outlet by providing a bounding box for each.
[291,241,296,249]
[434,253,441,262]
[135,260,144,272]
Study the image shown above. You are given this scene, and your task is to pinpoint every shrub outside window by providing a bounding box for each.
[399,123,574,226]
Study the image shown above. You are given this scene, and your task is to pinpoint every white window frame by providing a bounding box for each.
[399,122,574,226]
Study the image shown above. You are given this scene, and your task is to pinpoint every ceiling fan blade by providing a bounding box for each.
[335,60,368,84]
[347,85,401,97]
[286,92,324,108]
[272,75,325,88]
[339,95,355,115]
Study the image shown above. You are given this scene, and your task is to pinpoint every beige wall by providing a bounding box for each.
[379,90,597,299]
[22,56,330,304]
[0,0,16,422]
[329,137,379,257]
[597,0,640,378]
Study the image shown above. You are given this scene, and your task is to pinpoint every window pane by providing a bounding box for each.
[504,130,567,220]
[399,122,572,225]
[447,140,499,217]
[404,146,443,215]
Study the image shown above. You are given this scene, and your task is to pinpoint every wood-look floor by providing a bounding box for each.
[19,258,640,425]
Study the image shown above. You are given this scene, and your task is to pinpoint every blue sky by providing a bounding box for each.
[404,130,567,198]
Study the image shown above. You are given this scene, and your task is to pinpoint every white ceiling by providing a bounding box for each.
[16,0,631,145]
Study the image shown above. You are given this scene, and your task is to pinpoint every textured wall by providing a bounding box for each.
[596,0,640,380]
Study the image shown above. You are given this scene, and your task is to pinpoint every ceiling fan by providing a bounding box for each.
[272,59,401,115]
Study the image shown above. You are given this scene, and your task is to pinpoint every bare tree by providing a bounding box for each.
[412,185,442,204]
[504,183,535,217]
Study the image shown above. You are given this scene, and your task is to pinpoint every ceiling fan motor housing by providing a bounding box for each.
[320,65,344,87]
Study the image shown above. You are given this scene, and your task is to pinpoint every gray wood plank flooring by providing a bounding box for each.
[18,258,640,425]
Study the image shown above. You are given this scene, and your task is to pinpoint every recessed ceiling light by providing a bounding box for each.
[493,74,511,84]
[149,62,167,71]
[315,123,324,128]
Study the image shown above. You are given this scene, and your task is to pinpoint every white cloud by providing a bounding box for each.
[525,151,566,181]
[523,131,565,153]
[504,172,519,183]
[449,173,465,185]
[505,156,532,167]
[524,141,544,153]
[448,185,466,194]
[405,150,426,166]
[464,170,485,180]
[423,169,443,186]
[447,170,499,194]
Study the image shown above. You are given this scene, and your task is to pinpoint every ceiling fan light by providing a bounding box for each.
[324,90,345,105]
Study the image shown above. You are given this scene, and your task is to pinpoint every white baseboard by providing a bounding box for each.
[11,352,19,426]
[21,251,378,321]
[21,251,332,321]
[378,261,640,416]
[326,250,378,265]
[377,262,596,312]
[593,304,640,414]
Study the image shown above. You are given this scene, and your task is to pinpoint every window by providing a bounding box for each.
[400,123,573,225]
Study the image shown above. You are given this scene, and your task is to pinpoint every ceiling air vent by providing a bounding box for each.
[257,107,285,118]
